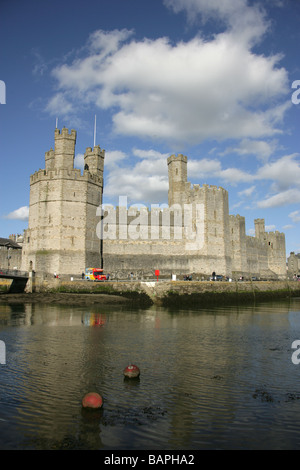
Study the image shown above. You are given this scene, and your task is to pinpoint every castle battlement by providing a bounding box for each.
[84,145,105,156]
[54,127,77,139]
[229,214,246,223]
[30,166,103,184]
[201,183,227,193]
[167,153,188,164]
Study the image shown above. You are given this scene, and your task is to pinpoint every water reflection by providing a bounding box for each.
[0,298,300,449]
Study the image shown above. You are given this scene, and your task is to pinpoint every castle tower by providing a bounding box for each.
[84,145,105,176]
[21,128,105,275]
[254,218,265,238]
[167,154,188,206]
[54,127,77,170]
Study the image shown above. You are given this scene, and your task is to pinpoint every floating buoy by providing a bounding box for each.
[82,392,103,409]
[123,364,140,379]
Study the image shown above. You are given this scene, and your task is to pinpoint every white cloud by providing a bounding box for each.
[257,154,300,191]
[74,153,84,170]
[5,206,29,220]
[45,92,75,117]
[105,150,127,169]
[257,189,300,208]
[46,2,289,146]
[238,185,256,197]
[289,211,300,223]
[188,158,221,178]
[219,167,253,184]
[222,139,277,162]
[163,0,269,45]
[103,148,169,205]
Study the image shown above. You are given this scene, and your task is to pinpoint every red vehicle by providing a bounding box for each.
[85,268,107,281]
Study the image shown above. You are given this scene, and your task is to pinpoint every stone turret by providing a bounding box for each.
[167,154,188,206]
[255,218,265,239]
[54,128,77,170]
[84,145,105,178]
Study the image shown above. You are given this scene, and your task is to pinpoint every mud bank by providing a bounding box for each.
[0,292,143,307]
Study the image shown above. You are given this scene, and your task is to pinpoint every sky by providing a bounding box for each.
[0,0,300,257]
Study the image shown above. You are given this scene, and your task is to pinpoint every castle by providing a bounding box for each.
[20,128,287,280]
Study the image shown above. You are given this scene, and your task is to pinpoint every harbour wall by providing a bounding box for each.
[1,276,299,307]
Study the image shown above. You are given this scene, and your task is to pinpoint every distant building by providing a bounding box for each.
[0,237,22,270]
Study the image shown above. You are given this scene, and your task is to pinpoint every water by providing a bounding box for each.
[0,298,300,450]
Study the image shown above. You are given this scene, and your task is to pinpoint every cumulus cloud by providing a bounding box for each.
[103,148,169,205]
[74,153,84,170]
[238,185,256,197]
[289,211,300,224]
[221,139,277,162]
[163,0,269,45]
[5,206,29,220]
[46,2,289,146]
[257,154,300,191]
[257,189,300,209]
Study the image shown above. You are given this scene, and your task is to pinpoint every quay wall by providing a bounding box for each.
[1,276,298,306]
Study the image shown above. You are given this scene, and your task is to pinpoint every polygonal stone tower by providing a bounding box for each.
[167,154,189,206]
[21,128,105,275]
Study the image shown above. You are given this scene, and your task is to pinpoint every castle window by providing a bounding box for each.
[176,168,178,175]
[214,210,216,220]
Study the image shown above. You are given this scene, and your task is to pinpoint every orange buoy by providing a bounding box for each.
[82,392,103,409]
[123,364,140,379]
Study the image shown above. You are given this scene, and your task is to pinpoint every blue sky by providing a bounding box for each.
[0,0,300,257]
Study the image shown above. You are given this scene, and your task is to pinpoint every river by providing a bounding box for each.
[0,297,300,450]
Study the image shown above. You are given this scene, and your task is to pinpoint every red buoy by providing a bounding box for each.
[123,364,140,378]
[82,392,103,409]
